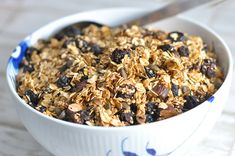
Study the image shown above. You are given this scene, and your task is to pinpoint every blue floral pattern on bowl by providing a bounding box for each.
[9,40,29,71]
[207,96,215,103]
[106,137,171,156]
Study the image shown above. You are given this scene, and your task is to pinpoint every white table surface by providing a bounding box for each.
[0,0,235,155]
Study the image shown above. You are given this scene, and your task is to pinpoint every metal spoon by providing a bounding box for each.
[60,0,225,30]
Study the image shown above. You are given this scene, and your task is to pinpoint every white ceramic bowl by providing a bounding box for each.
[6,8,233,156]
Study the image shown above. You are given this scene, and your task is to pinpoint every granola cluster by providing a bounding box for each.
[16,25,224,127]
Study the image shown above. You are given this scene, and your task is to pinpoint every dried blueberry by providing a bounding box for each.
[152,83,169,99]
[200,59,216,78]
[119,112,134,124]
[178,46,189,57]
[145,114,155,123]
[54,32,64,41]
[62,39,76,48]
[206,67,216,78]
[183,96,199,111]
[79,110,90,121]
[55,26,82,39]
[203,59,213,66]
[75,39,90,52]
[171,83,178,97]
[145,66,156,78]
[146,102,157,115]
[25,89,39,106]
[95,58,100,64]
[130,104,137,113]
[23,63,34,73]
[90,43,103,56]
[167,31,186,42]
[145,102,159,123]
[200,65,207,75]
[111,49,130,64]
[56,75,70,88]
[158,44,175,52]
[25,47,39,61]
[80,75,89,81]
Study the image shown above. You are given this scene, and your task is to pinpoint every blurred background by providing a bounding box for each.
[0,0,235,156]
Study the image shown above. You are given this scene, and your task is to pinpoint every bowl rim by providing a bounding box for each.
[6,7,233,131]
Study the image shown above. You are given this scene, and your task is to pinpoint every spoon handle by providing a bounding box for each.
[125,0,224,27]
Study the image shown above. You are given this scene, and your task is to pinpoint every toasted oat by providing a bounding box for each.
[16,25,224,127]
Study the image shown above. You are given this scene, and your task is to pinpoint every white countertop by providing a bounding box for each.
[0,0,235,155]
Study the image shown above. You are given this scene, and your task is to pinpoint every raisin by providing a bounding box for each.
[171,83,178,96]
[111,48,130,64]
[152,83,169,99]
[56,75,70,88]
[145,66,156,78]
[23,63,34,73]
[167,31,186,42]
[178,46,189,57]
[119,112,134,124]
[183,96,199,111]
[70,80,87,92]
[59,60,73,73]
[25,89,39,106]
[158,44,175,52]
[90,43,103,56]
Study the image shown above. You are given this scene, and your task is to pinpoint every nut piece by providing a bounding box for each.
[67,104,83,113]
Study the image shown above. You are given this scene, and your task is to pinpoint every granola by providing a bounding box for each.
[16,25,224,127]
